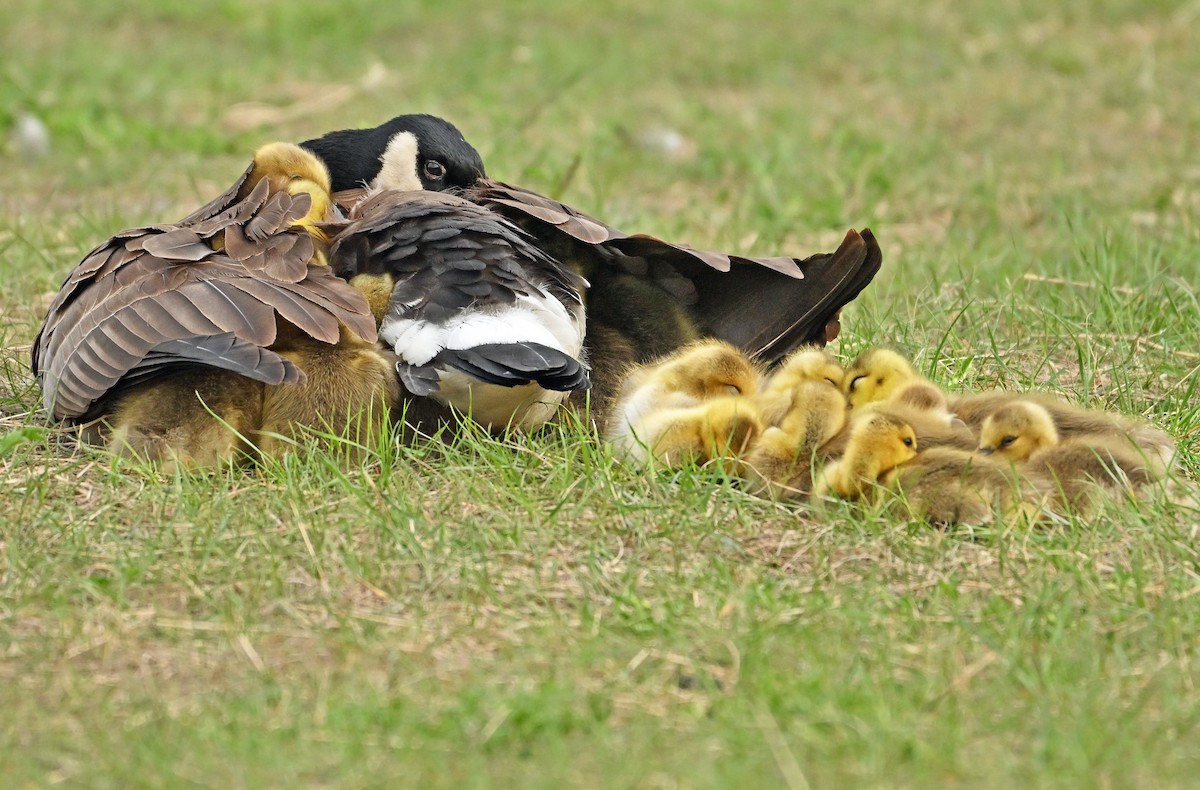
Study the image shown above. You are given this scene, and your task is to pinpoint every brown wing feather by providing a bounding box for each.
[33,168,376,421]
[187,176,271,237]
[331,187,371,215]
[137,228,213,262]
[466,181,625,244]
[465,179,806,279]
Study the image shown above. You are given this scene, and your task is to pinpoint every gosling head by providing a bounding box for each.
[977,400,1059,462]
[245,141,333,202]
[777,347,845,389]
[844,348,921,408]
[851,412,919,469]
[658,340,761,400]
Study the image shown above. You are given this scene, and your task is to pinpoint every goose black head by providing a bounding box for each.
[300,113,486,193]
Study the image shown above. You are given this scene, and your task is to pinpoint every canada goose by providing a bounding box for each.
[821,394,974,461]
[327,189,588,430]
[889,446,1048,527]
[976,399,1162,507]
[300,113,486,194]
[741,379,848,499]
[606,340,763,466]
[832,348,975,456]
[815,412,918,500]
[33,115,486,466]
[752,346,845,428]
[843,348,928,409]
[954,390,1175,471]
[320,115,883,432]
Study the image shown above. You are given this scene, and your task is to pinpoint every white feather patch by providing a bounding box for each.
[380,292,583,365]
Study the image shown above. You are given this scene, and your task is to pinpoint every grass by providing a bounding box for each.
[3,0,1200,786]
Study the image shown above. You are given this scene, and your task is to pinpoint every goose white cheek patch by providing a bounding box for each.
[372,132,422,192]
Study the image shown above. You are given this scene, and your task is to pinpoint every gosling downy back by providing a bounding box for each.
[891,446,1049,527]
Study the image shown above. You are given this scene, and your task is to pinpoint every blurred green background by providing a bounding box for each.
[3,1,1199,786]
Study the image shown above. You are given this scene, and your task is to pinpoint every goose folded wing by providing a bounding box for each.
[430,343,588,391]
[670,228,882,363]
[34,185,375,421]
[330,190,587,396]
[330,189,584,319]
[463,180,882,362]
[32,168,264,377]
[466,180,805,279]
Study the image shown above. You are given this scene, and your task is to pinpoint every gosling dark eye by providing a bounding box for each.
[903,437,914,447]
[849,375,866,392]
[1000,436,1016,447]
[423,160,446,180]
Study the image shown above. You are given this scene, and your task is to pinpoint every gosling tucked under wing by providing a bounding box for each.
[32,160,376,424]
[329,190,588,429]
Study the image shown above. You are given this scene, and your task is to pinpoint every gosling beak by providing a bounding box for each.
[977,447,993,456]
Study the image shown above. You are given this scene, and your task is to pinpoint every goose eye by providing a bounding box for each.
[725,384,741,395]
[1000,436,1016,447]
[903,437,914,447]
[423,160,446,180]
[849,375,866,392]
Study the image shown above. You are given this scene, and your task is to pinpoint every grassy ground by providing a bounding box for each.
[3,0,1200,786]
